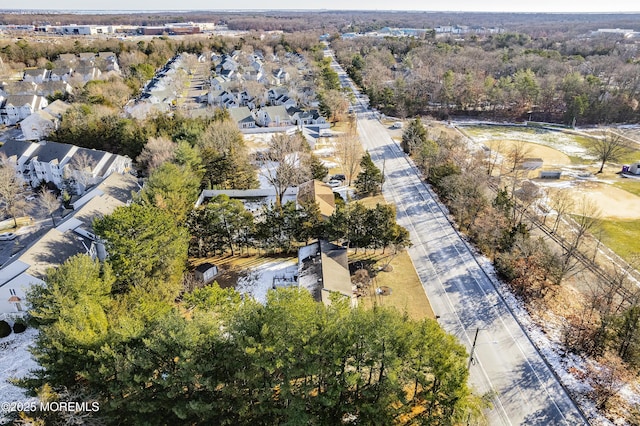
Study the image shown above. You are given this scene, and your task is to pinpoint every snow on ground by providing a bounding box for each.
[235,259,299,304]
[0,327,39,423]
[473,252,615,425]
[461,124,594,158]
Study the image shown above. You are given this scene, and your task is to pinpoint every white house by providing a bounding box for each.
[0,139,41,183]
[49,66,73,82]
[255,105,293,127]
[228,107,257,129]
[0,95,48,125]
[0,260,44,315]
[22,68,50,84]
[0,140,131,193]
[20,110,58,141]
[20,100,71,140]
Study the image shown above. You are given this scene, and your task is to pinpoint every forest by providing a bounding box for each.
[333,31,640,124]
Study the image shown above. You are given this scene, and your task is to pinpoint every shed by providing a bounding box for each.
[195,263,218,283]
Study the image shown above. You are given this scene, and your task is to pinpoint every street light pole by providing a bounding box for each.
[467,327,480,370]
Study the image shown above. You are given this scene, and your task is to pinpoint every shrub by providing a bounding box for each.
[13,321,27,334]
[0,320,11,338]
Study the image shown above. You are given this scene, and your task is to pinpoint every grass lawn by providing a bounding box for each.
[599,219,640,264]
[613,179,640,198]
[352,250,435,320]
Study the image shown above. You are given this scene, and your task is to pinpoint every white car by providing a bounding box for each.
[327,180,342,188]
[0,232,17,241]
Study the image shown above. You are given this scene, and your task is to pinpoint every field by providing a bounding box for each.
[462,124,640,262]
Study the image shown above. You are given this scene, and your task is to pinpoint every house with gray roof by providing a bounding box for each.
[298,240,357,307]
[19,100,70,141]
[0,94,48,125]
[22,68,50,84]
[255,105,293,127]
[228,106,256,129]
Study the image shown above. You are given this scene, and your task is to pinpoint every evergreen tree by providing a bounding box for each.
[355,152,383,196]
[93,203,188,298]
[140,161,201,223]
[401,117,427,155]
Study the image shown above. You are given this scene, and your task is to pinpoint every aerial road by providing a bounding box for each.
[326,48,588,425]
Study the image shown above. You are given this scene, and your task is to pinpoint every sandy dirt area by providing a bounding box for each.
[486,139,572,168]
[566,181,640,220]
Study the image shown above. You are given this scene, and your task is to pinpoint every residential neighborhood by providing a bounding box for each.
[1,7,640,426]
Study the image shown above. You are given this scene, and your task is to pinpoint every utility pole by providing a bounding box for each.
[467,327,480,370]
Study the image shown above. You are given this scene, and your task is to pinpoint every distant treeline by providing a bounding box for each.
[1,11,640,35]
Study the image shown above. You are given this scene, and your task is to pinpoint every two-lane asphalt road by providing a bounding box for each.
[326,46,587,424]
[358,116,585,424]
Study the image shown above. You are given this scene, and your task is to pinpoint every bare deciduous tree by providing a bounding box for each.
[508,140,533,173]
[547,188,575,233]
[555,195,602,284]
[260,132,310,206]
[588,131,632,174]
[0,156,26,228]
[136,136,176,175]
[335,133,362,186]
[68,151,99,194]
[38,189,61,227]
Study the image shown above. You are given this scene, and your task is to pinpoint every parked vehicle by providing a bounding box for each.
[0,232,17,241]
[327,180,342,188]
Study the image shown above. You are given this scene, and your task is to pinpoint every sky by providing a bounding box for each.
[6,0,640,13]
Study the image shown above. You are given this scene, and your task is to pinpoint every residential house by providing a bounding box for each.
[38,81,73,98]
[0,173,139,315]
[96,51,120,73]
[73,65,101,82]
[228,106,256,129]
[255,105,293,127]
[1,81,39,96]
[19,110,58,140]
[0,260,44,315]
[210,75,231,90]
[289,108,326,126]
[56,53,78,66]
[267,87,289,104]
[0,94,48,125]
[22,68,50,84]
[49,66,73,82]
[78,52,96,64]
[297,240,357,307]
[297,180,336,219]
[272,68,289,85]
[0,139,41,182]
[2,140,131,193]
[272,94,296,108]
[208,90,238,108]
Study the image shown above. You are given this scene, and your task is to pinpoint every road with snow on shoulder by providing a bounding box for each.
[326,46,587,425]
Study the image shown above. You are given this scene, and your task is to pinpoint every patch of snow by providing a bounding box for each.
[473,254,614,425]
[461,125,595,159]
[235,259,299,304]
[0,327,39,424]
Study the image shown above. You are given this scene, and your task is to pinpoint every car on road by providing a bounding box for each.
[0,232,17,241]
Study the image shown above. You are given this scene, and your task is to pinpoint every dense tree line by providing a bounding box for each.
[20,260,481,425]
[333,32,640,125]
[187,196,409,256]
